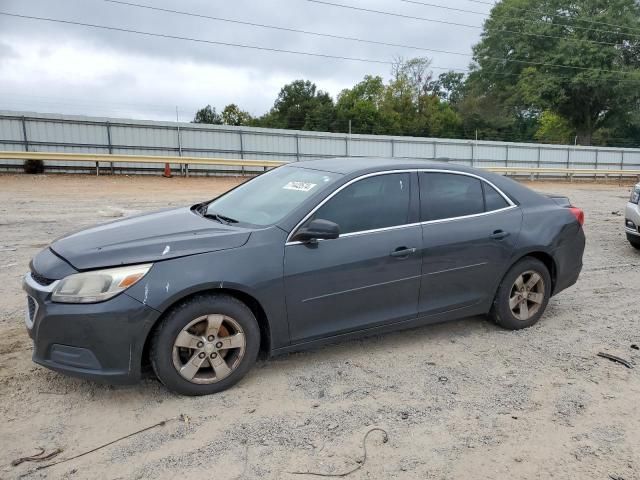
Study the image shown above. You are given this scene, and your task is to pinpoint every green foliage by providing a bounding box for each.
[221,104,252,126]
[192,105,222,124]
[256,80,336,131]
[535,111,575,143]
[470,0,640,144]
[429,72,465,105]
[334,76,393,134]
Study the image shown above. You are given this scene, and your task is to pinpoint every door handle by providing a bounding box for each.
[390,247,417,258]
[489,230,510,240]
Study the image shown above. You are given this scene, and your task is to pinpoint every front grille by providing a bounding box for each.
[30,270,56,286]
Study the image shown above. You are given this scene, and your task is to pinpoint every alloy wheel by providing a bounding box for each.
[509,270,545,321]
[172,314,246,384]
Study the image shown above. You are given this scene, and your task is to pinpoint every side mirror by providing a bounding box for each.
[292,219,340,242]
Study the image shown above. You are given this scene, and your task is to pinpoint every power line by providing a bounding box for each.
[0,10,512,76]
[306,0,626,47]
[3,10,640,85]
[102,0,469,58]
[397,0,640,38]
[0,11,390,65]
[436,0,640,34]
[102,0,640,77]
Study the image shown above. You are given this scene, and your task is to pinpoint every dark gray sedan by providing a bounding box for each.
[23,158,585,395]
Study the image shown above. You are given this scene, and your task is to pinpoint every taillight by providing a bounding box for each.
[569,207,584,226]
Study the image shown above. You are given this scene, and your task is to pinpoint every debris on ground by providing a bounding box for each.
[597,352,633,369]
[22,418,175,473]
[289,427,389,477]
[11,448,62,466]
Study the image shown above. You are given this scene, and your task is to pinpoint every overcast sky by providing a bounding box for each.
[0,0,489,121]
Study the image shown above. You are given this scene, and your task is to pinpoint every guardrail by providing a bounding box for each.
[0,151,284,175]
[1,151,640,179]
[486,166,640,181]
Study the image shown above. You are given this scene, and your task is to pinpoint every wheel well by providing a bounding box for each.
[141,288,272,371]
[519,251,557,293]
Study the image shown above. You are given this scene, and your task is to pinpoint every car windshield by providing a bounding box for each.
[205,166,340,226]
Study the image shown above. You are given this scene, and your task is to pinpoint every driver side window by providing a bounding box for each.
[308,173,411,235]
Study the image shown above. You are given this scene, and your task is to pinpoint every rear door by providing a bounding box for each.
[284,172,422,343]
[418,171,522,316]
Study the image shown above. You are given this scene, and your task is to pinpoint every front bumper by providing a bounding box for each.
[23,273,160,385]
[625,201,640,238]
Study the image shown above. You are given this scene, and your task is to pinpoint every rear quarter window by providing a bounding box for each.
[483,183,510,211]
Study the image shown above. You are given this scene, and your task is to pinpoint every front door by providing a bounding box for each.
[284,172,422,343]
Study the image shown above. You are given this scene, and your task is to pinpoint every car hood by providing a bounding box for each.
[50,207,252,270]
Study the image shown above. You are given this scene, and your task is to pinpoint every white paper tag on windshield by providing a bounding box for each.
[283,181,317,192]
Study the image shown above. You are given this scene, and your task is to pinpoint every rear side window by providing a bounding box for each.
[483,183,510,211]
[309,173,411,234]
[420,173,484,221]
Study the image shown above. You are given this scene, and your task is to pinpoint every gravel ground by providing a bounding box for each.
[0,174,638,480]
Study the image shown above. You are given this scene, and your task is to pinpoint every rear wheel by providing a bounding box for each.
[150,293,260,396]
[489,257,552,330]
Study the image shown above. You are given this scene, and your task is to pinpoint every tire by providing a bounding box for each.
[489,257,552,330]
[150,293,260,396]
[628,235,640,250]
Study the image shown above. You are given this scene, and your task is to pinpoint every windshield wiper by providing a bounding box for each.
[203,211,239,224]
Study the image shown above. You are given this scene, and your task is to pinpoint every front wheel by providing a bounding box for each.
[489,257,552,330]
[150,293,260,396]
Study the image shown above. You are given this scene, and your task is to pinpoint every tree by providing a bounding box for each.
[470,0,640,144]
[383,57,463,137]
[332,62,464,138]
[334,75,394,134]
[193,105,222,124]
[456,72,538,141]
[429,71,465,105]
[259,80,336,131]
[221,104,252,126]
[391,57,433,103]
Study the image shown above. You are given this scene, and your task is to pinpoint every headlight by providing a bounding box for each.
[630,186,640,204]
[51,264,152,303]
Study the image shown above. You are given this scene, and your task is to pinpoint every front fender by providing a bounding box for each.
[125,227,290,350]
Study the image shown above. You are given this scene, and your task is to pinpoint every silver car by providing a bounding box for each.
[626,182,640,250]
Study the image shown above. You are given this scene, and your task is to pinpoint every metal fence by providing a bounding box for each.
[1,110,640,176]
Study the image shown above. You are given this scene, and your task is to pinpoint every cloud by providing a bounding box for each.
[0,41,20,63]
[0,0,485,120]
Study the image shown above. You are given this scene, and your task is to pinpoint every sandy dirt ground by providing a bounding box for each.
[0,173,639,480]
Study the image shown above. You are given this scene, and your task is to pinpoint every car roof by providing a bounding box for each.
[289,157,479,175]
[288,156,548,207]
